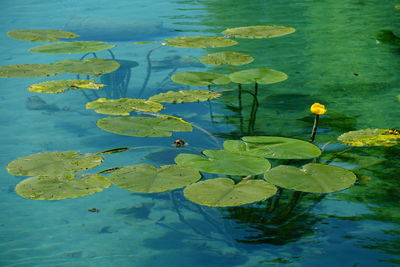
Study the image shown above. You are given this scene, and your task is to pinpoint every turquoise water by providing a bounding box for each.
[1,0,400,266]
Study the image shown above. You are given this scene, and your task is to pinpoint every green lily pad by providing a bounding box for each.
[199,51,254,66]
[96,115,192,137]
[29,41,115,54]
[108,164,201,193]
[164,36,238,48]
[28,79,104,93]
[229,68,288,84]
[7,151,104,176]
[54,58,120,75]
[7,29,79,42]
[175,150,271,175]
[148,90,221,103]
[171,72,230,86]
[264,163,357,193]
[223,25,296,38]
[0,64,61,78]
[86,97,163,115]
[395,4,400,9]
[183,178,277,207]
[338,129,400,147]
[15,173,111,200]
[224,136,321,159]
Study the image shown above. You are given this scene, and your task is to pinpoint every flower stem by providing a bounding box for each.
[310,114,320,142]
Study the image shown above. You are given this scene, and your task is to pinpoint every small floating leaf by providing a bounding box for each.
[264,163,357,193]
[86,98,163,115]
[395,4,400,9]
[7,151,104,176]
[164,36,238,48]
[0,64,61,78]
[96,147,133,155]
[223,25,295,38]
[338,128,400,147]
[109,164,201,193]
[199,51,254,66]
[175,150,271,175]
[7,29,79,42]
[183,178,277,207]
[97,116,192,137]
[28,79,104,93]
[149,90,221,103]
[16,174,111,200]
[229,68,287,84]
[171,72,230,86]
[54,58,120,75]
[29,41,115,54]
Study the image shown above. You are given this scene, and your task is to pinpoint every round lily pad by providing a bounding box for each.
[7,151,104,176]
[28,79,104,93]
[54,58,120,75]
[224,136,321,159]
[7,29,79,42]
[171,72,230,86]
[229,68,288,84]
[264,163,357,193]
[0,64,61,78]
[175,150,271,175]
[338,129,400,147]
[108,164,201,193]
[148,90,221,103]
[97,116,192,137]
[86,98,163,115]
[199,51,254,66]
[164,36,238,48]
[15,174,111,200]
[223,25,295,38]
[183,178,277,207]
[29,41,115,54]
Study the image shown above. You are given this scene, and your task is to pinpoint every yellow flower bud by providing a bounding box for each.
[310,103,327,115]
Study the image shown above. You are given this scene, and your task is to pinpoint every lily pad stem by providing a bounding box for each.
[310,114,319,142]
[238,84,244,134]
[138,45,163,98]
[247,82,259,135]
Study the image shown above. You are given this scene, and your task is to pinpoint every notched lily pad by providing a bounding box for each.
[16,174,111,200]
[223,25,295,38]
[28,79,104,93]
[96,116,192,137]
[338,129,400,147]
[29,41,115,54]
[86,98,163,115]
[109,164,201,193]
[229,68,288,84]
[7,151,104,176]
[199,51,254,66]
[171,72,230,86]
[148,90,221,103]
[164,36,238,48]
[0,64,61,78]
[264,163,357,193]
[54,58,120,75]
[7,29,79,42]
[184,178,277,207]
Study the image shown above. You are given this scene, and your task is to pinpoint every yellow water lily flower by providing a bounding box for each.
[310,103,327,115]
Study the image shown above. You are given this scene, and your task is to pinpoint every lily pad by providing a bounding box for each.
[164,36,238,48]
[229,68,288,84]
[338,128,400,147]
[15,173,111,200]
[54,58,120,75]
[183,178,277,207]
[29,41,115,54]
[28,79,104,93]
[86,97,163,115]
[7,151,104,176]
[199,51,254,66]
[171,72,230,86]
[108,164,201,193]
[224,136,321,159]
[175,150,271,175]
[223,25,295,39]
[0,64,61,78]
[7,29,79,42]
[96,116,192,137]
[264,163,357,193]
[148,90,221,103]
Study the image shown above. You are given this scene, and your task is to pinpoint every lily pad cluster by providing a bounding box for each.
[338,128,400,147]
